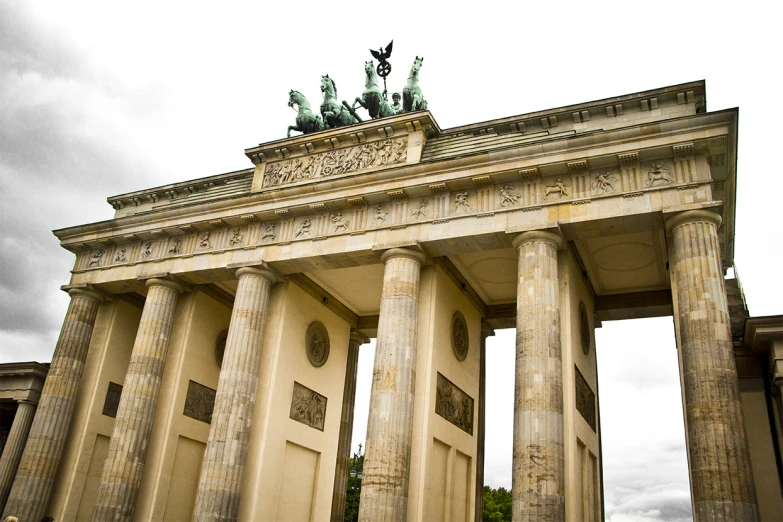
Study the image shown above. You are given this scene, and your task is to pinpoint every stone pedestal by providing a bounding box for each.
[511,230,565,521]
[2,287,104,522]
[359,247,426,521]
[331,331,369,522]
[192,267,277,522]
[475,323,493,522]
[91,278,183,522]
[0,401,36,514]
[667,210,759,521]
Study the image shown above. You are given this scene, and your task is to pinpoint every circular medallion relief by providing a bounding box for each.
[215,329,229,368]
[306,321,330,368]
[579,302,591,355]
[451,311,469,362]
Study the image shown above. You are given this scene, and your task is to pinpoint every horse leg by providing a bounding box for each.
[288,125,299,138]
[353,97,366,110]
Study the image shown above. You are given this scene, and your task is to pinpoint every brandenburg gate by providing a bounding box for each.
[0,77,772,521]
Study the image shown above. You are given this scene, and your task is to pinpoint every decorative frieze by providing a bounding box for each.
[263,137,408,188]
[289,382,327,431]
[183,380,216,424]
[574,366,596,431]
[305,322,330,368]
[435,372,474,435]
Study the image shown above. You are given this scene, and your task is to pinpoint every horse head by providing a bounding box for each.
[320,75,337,98]
[411,56,423,74]
[364,61,375,77]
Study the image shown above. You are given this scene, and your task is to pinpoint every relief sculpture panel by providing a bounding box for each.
[183,380,217,424]
[263,137,408,187]
[575,366,596,431]
[289,381,327,431]
[435,372,474,435]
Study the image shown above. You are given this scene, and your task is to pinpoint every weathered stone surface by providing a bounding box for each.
[91,278,183,521]
[192,266,276,522]
[667,210,759,521]
[0,401,36,514]
[331,332,367,522]
[359,247,426,521]
[2,288,103,522]
[511,230,565,521]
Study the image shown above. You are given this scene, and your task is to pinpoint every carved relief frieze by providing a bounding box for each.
[454,192,473,213]
[101,382,122,418]
[263,137,408,188]
[139,240,155,260]
[183,380,217,424]
[168,237,183,255]
[451,311,469,361]
[260,222,276,242]
[289,381,327,431]
[331,212,351,233]
[198,231,212,250]
[228,227,244,246]
[88,249,105,268]
[114,248,127,263]
[544,178,569,199]
[645,163,673,187]
[498,185,522,207]
[411,198,430,218]
[435,372,473,435]
[373,205,389,225]
[593,169,619,194]
[294,218,312,238]
[575,366,596,431]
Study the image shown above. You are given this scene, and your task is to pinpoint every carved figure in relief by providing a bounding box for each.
[392,140,407,162]
[331,212,351,232]
[261,223,276,241]
[411,199,430,218]
[544,178,569,199]
[290,382,327,431]
[455,192,473,212]
[374,139,394,166]
[168,238,182,254]
[287,90,324,138]
[499,185,522,207]
[198,232,211,249]
[229,228,244,246]
[114,249,127,262]
[88,249,105,267]
[594,171,618,193]
[374,205,388,224]
[140,241,153,259]
[403,56,428,112]
[294,219,312,238]
[645,163,673,186]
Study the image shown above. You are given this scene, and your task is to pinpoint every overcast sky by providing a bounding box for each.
[1,2,781,521]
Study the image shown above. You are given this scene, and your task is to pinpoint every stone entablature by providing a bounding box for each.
[0,363,49,405]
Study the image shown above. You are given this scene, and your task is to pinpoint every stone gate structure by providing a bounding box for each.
[1,80,781,521]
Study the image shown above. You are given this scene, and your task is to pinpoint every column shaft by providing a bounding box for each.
[359,248,425,522]
[91,278,183,522]
[2,288,103,521]
[512,230,565,521]
[192,267,276,522]
[0,402,37,513]
[668,210,759,521]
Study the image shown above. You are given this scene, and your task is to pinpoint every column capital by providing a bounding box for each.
[379,247,427,265]
[145,277,185,294]
[511,229,563,250]
[235,266,280,284]
[480,322,495,339]
[665,208,722,233]
[349,331,370,346]
[61,283,109,303]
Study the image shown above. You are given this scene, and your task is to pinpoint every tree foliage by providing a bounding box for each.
[482,485,512,522]
[344,444,364,521]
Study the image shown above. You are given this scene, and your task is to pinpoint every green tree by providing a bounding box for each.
[482,485,512,521]
[344,444,364,522]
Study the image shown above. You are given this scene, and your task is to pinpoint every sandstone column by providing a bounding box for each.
[511,230,565,521]
[91,277,184,521]
[0,401,37,513]
[2,286,104,521]
[192,266,277,522]
[475,323,493,522]
[359,247,426,521]
[331,331,369,522]
[667,210,759,521]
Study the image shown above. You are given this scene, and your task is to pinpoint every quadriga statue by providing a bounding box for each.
[320,75,360,129]
[403,56,427,112]
[349,60,396,119]
[287,90,324,137]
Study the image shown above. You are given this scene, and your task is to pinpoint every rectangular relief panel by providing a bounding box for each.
[75,435,110,521]
[183,380,216,424]
[575,366,596,431]
[289,381,327,431]
[101,381,123,418]
[277,441,320,521]
[162,436,206,522]
[428,438,450,521]
[435,372,474,435]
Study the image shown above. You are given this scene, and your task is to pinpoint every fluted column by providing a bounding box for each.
[91,278,183,521]
[331,331,369,522]
[192,266,277,522]
[475,323,494,522]
[667,210,759,521]
[0,401,37,513]
[359,247,426,521]
[2,287,104,521]
[511,230,565,521]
